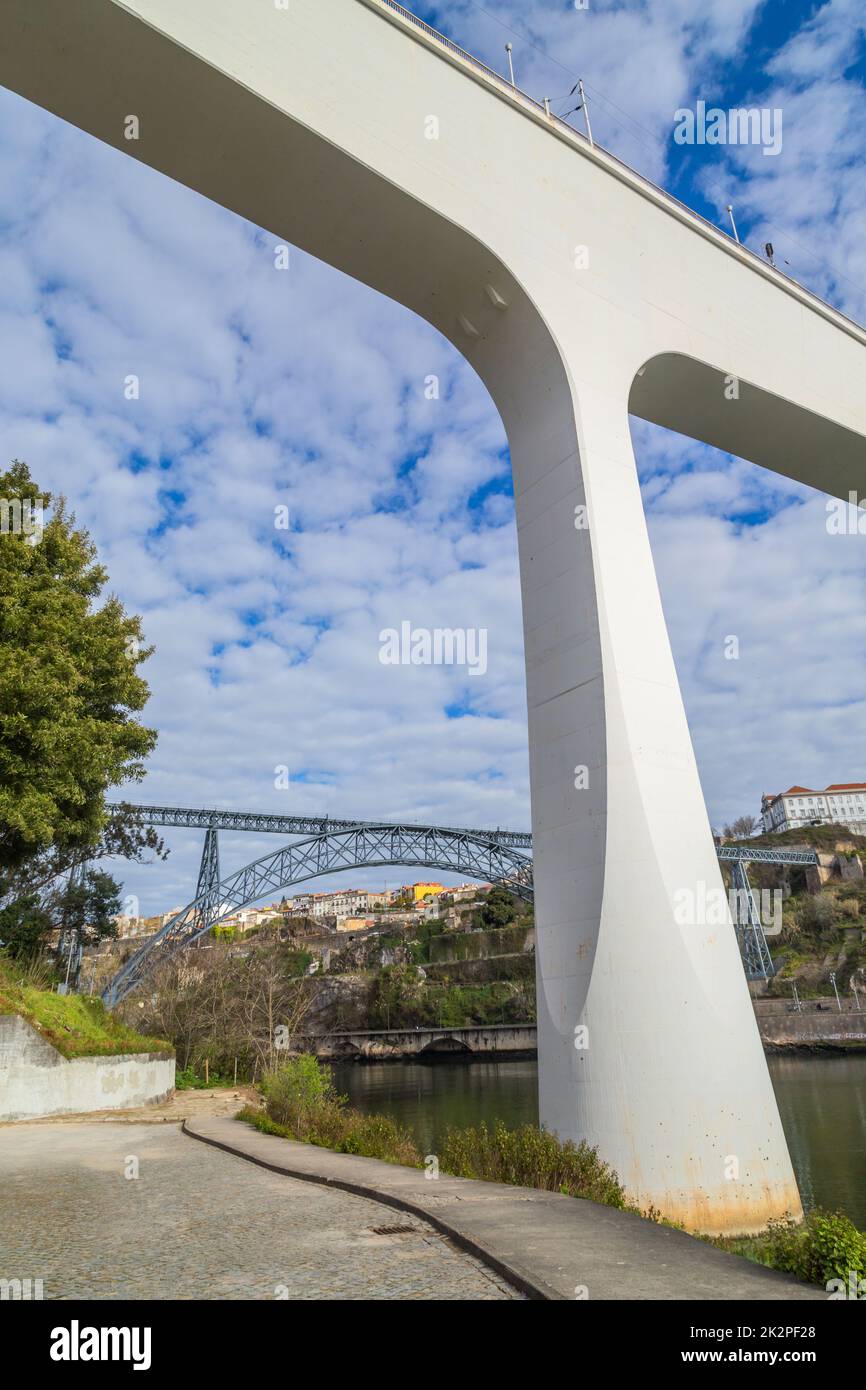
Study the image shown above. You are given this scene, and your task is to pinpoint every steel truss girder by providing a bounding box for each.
[115,804,821,865]
[717,845,819,866]
[103,824,534,1006]
[107,802,533,849]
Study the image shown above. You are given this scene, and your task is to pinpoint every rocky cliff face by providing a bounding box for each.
[303,973,375,1033]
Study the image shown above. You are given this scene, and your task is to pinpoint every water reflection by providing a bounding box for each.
[767,1055,866,1226]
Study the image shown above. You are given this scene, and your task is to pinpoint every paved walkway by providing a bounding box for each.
[0,1122,519,1300]
[186,1115,826,1301]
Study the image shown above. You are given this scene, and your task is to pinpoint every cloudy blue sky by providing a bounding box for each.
[1,0,865,913]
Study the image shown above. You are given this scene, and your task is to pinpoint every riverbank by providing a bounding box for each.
[331,1053,866,1229]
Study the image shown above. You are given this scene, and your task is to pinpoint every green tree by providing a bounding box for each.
[0,461,156,875]
[0,867,122,962]
[0,891,52,961]
[475,885,521,930]
[373,963,426,1028]
[799,892,838,937]
[0,463,164,967]
[0,461,155,872]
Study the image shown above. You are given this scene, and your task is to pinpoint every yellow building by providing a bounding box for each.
[336,916,375,933]
[412,882,444,903]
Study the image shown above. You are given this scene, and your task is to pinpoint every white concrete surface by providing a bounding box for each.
[0,1015,175,1121]
[2,0,865,1229]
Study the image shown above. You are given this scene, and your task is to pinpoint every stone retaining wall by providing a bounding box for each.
[754,1005,866,1050]
[0,1014,175,1121]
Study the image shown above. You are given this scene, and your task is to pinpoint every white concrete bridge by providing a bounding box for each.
[3,0,865,1232]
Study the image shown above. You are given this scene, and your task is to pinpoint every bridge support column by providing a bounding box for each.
[514,379,802,1234]
[192,828,221,939]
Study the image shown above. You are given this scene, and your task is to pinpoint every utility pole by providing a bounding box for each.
[830,970,842,1012]
[578,79,594,147]
[726,204,740,242]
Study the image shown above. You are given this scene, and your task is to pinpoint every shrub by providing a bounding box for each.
[753,1211,866,1288]
[332,1112,420,1165]
[799,893,838,935]
[283,948,313,977]
[175,1066,237,1090]
[210,924,237,942]
[255,1055,421,1166]
[260,1053,342,1128]
[440,1120,626,1207]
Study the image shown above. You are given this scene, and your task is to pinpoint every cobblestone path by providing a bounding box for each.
[0,1122,520,1300]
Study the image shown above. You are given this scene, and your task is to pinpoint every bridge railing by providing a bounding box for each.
[374,0,546,112]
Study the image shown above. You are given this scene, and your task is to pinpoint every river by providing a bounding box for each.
[332,1053,866,1227]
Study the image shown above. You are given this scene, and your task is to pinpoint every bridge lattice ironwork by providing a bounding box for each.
[103,823,534,1006]
[102,807,825,1004]
[716,845,819,866]
[109,802,533,849]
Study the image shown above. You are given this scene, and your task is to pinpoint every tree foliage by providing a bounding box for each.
[0,462,164,962]
[0,868,122,962]
[0,460,157,876]
[472,885,526,930]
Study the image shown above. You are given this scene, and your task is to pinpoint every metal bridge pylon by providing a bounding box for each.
[192,827,222,939]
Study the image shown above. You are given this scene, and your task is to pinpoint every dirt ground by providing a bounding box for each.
[0,1085,260,1127]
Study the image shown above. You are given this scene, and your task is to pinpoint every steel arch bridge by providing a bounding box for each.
[103,823,534,1006]
[100,800,820,1005]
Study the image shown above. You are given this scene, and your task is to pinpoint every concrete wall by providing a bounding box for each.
[0,1015,175,1121]
[423,952,534,985]
[429,925,533,963]
[753,1002,866,1050]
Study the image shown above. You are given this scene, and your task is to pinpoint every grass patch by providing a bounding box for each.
[0,954,173,1060]
[175,1066,238,1091]
[440,1119,626,1207]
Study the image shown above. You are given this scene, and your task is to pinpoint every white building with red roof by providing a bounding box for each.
[761,783,866,834]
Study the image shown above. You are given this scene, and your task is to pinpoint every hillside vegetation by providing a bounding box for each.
[0,956,172,1059]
